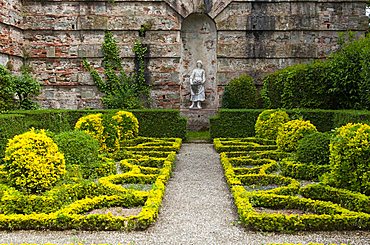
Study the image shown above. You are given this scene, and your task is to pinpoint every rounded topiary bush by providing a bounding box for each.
[75,113,105,146]
[75,111,139,152]
[54,130,99,167]
[255,109,290,140]
[326,123,370,195]
[3,129,65,193]
[296,132,331,165]
[222,74,257,108]
[276,119,317,152]
[112,111,139,140]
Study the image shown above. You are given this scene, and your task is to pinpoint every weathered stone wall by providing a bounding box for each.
[0,0,23,70]
[22,0,183,108]
[214,1,369,103]
[6,0,369,109]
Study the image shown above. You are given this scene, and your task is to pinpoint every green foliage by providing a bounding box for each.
[300,184,370,214]
[13,67,41,110]
[222,74,258,109]
[0,64,16,111]
[3,129,66,193]
[261,34,370,110]
[210,109,264,138]
[261,61,333,109]
[215,137,369,232]
[276,119,317,152]
[255,110,290,140]
[280,158,330,181]
[54,130,100,168]
[328,33,370,109]
[0,140,180,231]
[325,123,370,195]
[75,111,139,152]
[0,110,187,156]
[210,109,370,138]
[0,65,41,111]
[296,132,331,165]
[83,31,149,109]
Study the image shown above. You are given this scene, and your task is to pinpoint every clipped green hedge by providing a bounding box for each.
[0,109,186,159]
[280,158,331,181]
[210,109,263,138]
[0,138,180,230]
[0,114,27,161]
[6,109,187,138]
[210,109,370,138]
[300,184,370,214]
[215,137,370,232]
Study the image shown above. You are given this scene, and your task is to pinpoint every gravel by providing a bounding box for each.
[0,143,369,244]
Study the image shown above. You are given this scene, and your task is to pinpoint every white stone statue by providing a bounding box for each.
[189,60,206,109]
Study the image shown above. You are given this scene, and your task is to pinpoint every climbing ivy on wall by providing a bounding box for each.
[83,31,150,109]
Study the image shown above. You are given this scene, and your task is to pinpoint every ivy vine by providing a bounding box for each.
[83,31,150,109]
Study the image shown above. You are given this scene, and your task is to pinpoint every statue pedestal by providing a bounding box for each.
[180,109,217,131]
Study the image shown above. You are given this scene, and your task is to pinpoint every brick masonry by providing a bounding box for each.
[0,0,368,110]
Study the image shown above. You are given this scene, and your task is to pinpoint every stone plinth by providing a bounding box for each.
[180,109,217,131]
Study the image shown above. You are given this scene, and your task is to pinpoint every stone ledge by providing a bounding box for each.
[180,108,218,131]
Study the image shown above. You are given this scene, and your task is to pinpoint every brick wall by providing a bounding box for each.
[1,0,368,109]
[0,0,23,70]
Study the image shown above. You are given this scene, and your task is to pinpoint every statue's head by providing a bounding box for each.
[196,60,203,68]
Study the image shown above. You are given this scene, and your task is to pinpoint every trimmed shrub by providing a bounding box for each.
[261,61,333,109]
[112,111,139,140]
[3,129,66,193]
[75,111,139,152]
[276,119,317,152]
[222,74,258,109]
[261,34,370,110]
[75,113,107,150]
[54,130,100,167]
[255,110,290,140]
[326,123,370,195]
[328,34,370,109]
[210,109,264,138]
[296,132,331,165]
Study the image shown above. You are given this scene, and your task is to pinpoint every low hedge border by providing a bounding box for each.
[0,138,180,230]
[300,184,370,214]
[210,109,370,138]
[232,186,370,232]
[220,153,299,196]
[214,138,277,153]
[280,158,331,181]
[215,137,370,232]
[122,138,182,153]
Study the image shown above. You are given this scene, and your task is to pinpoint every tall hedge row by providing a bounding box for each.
[210,109,370,138]
[262,34,370,110]
[0,109,187,159]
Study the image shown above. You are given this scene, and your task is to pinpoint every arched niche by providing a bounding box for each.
[179,13,218,109]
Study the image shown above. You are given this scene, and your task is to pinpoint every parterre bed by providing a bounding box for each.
[214,138,370,232]
[0,137,181,231]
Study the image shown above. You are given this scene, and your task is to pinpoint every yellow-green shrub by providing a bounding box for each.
[326,123,370,195]
[112,111,139,140]
[75,111,139,152]
[255,110,290,140]
[276,119,317,152]
[3,129,66,193]
[75,113,105,148]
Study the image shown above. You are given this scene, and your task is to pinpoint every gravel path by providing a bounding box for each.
[1,143,369,244]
